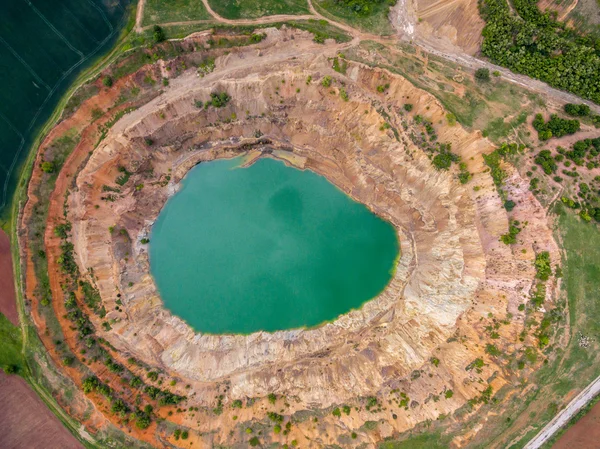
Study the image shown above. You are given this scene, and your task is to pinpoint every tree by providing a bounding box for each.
[102,76,113,88]
[153,25,166,43]
[475,68,490,82]
[564,103,590,117]
[41,161,55,173]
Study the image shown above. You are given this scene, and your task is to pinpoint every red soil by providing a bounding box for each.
[0,370,82,449]
[0,230,18,326]
[553,400,600,449]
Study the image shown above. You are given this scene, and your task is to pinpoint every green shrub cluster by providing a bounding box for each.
[500,221,521,245]
[479,0,600,104]
[532,114,580,141]
[534,149,557,174]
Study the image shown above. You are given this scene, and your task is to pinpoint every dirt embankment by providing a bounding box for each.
[19,28,563,448]
[0,230,18,326]
[0,370,82,449]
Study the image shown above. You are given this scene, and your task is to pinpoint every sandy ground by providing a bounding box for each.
[0,370,82,449]
[0,230,18,326]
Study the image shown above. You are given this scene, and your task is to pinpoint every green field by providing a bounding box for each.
[0,313,24,374]
[142,0,212,27]
[313,0,395,35]
[208,0,310,19]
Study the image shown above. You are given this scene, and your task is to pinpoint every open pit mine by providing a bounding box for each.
[18,28,561,448]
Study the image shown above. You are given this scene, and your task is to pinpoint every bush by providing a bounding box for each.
[208,91,230,108]
[475,68,490,82]
[41,161,55,173]
[3,364,18,374]
[564,103,591,117]
[535,251,552,281]
[339,88,349,102]
[533,114,580,140]
[432,151,459,170]
[321,75,332,87]
[534,150,557,174]
[504,199,516,211]
[102,76,113,88]
[403,103,413,112]
[153,25,166,43]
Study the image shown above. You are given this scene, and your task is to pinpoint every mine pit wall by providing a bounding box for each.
[63,44,559,424]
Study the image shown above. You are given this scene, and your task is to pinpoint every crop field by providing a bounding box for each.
[0,0,131,219]
[0,370,82,449]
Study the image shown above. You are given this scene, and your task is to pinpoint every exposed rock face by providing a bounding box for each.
[65,31,558,431]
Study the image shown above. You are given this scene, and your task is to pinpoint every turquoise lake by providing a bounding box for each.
[149,157,399,334]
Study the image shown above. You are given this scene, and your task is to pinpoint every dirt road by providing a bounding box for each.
[524,374,600,448]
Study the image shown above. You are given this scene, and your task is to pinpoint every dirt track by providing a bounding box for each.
[0,370,82,449]
[0,230,18,326]
[553,397,600,448]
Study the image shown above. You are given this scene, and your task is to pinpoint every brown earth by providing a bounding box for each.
[17,28,566,448]
[0,230,18,326]
[0,370,82,449]
[553,400,600,449]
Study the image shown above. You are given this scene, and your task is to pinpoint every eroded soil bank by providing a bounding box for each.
[18,28,563,448]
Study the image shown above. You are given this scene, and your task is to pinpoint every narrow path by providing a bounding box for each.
[524,375,600,448]
[135,0,145,32]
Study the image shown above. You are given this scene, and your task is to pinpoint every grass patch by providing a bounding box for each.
[379,431,450,449]
[142,0,211,27]
[312,0,395,35]
[0,312,24,374]
[213,20,352,43]
[208,0,310,19]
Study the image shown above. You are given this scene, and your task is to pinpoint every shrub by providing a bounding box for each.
[208,91,230,108]
[432,151,459,170]
[504,200,516,211]
[535,251,552,281]
[321,75,332,87]
[445,390,454,399]
[475,68,490,82]
[376,83,390,93]
[250,33,266,43]
[332,407,341,417]
[564,103,590,117]
[403,103,413,112]
[153,25,166,43]
[340,88,349,101]
[102,76,113,88]
[41,161,55,173]
[4,364,18,374]
[534,150,557,174]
